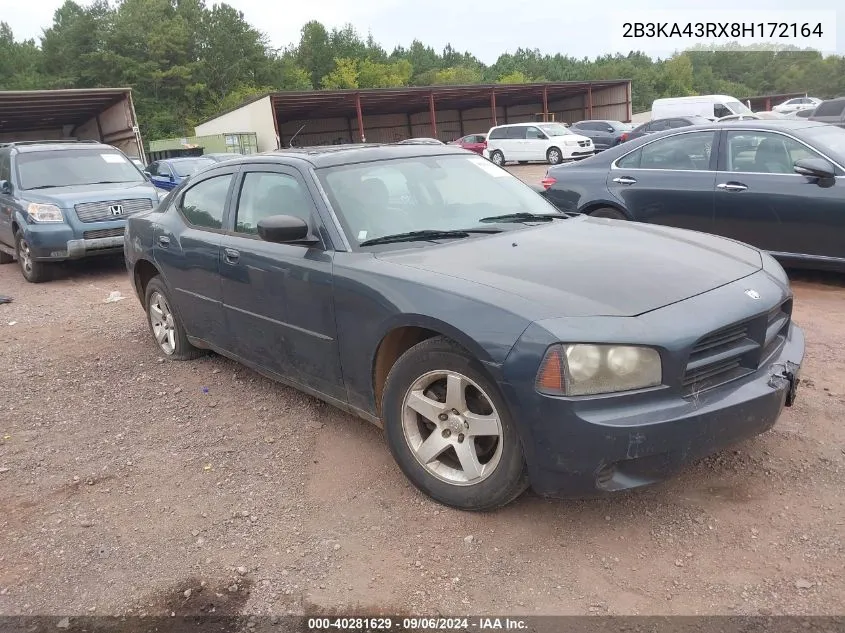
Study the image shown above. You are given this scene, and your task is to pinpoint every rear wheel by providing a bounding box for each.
[144,277,205,360]
[589,207,627,220]
[15,231,50,283]
[489,150,504,166]
[547,147,563,165]
[382,336,529,511]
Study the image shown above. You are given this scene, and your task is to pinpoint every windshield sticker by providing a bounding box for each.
[101,153,126,164]
[469,156,508,177]
[357,230,368,241]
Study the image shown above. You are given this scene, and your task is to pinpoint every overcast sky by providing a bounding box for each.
[4,0,843,63]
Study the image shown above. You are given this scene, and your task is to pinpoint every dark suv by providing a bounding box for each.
[809,97,845,129]
[0,140,161,282]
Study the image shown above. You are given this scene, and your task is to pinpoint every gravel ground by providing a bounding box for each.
[1,165,844,618]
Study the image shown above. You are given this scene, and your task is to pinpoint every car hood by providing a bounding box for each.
[23,182,159,208]
[375,216,763,318]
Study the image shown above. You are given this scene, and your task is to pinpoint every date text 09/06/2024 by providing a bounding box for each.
[621,22,824,39]
[307,617,528,630]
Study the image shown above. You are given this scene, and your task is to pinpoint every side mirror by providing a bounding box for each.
[607,127,615,133]
[0,180,11,195]
[257,214,315,244]
[169,174,176,182]
[794,157,835,180]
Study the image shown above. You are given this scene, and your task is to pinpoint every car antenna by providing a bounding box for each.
[289,124,307,148]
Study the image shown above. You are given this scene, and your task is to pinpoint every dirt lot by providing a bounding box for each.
[1,164,844,618]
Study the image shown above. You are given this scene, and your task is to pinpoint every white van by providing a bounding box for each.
[651,95,753,121]
[483,122,594,165]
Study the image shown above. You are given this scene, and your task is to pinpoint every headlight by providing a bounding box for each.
[26,203,64,223]
[536,344,662,396]
[564,139,579,146]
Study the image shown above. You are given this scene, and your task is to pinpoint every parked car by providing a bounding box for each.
[0,140,162,282]
[717,113,761,122]
[397,138,444,145]
[809,97,845,129]
[540,120,845,271]
[772,97,822,115]
[449,134,487,154]
[124,143,804,510]
[568,120,631,151]
[785,108,817,120]
[203,152,244,162]
[651,95,753,121]
[625,116,712,142]
[484,122,594,166]
[144,157,216,191]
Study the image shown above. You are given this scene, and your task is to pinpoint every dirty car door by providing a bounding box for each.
[219,164,344,400]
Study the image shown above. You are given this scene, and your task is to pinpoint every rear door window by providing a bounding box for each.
[506,127,527,139]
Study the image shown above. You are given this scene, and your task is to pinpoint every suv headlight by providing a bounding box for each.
[564,139,579,146]
[536,344,662,396]
[26,203,64,223]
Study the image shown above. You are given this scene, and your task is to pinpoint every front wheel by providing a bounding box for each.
[144,277,205,360]
[489,150,504,166]
[382,336,529,511]
[547,147,563,165]
[15,231,50,283]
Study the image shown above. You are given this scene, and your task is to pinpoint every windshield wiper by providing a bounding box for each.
[86,180,137,185]
[359,228,499,247]
[478,212,572,223]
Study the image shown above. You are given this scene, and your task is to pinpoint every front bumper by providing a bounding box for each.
[24,222,126,261]
[501,271,805,498]
[508,324,804,498]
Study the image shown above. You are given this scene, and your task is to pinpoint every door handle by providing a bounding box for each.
[716,182,748,192]
[612,176,637,185]
[158,235,170,247]
[224,248,240,264]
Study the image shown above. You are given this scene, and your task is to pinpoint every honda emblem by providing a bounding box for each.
[109,205,124,216]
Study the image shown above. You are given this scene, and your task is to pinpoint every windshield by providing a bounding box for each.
[316,154,563,247]
[172,158,215,177]
[538,123,572,137]
[726,100,753,115]
[16,148,145,190]
[801,125,845,164]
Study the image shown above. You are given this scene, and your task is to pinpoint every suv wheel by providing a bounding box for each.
[382,336,529,511]
[15,231,50,283]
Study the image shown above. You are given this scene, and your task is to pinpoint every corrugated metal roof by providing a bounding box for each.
[198,81,632,126]
[0,88,132,133]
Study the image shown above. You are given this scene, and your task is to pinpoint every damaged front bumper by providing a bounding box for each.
[509,322,805,499]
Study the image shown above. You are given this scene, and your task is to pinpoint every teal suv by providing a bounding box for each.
[0,140,162,282]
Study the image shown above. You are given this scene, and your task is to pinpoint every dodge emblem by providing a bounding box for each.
[744,289,761,300]
[109,204,124,216]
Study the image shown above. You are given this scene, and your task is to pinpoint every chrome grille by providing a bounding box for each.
[83,227,125,239]
[578,140,591,147]
[74,198,153,223]
[681,300,791,395]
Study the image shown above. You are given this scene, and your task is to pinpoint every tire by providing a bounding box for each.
[144,276,205,361]
[15,231,51,283]
[382,336,529,511]
[589,207,627,220]
[546,147,563,165]
[489,150,505,166]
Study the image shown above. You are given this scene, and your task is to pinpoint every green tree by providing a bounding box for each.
[321,58,359,89]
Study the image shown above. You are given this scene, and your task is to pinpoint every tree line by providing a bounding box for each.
[2,0,845,141]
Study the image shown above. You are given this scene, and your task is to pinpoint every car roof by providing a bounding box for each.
[164,156,216,162]
[491,122,560,128]
[225,143,472,169]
